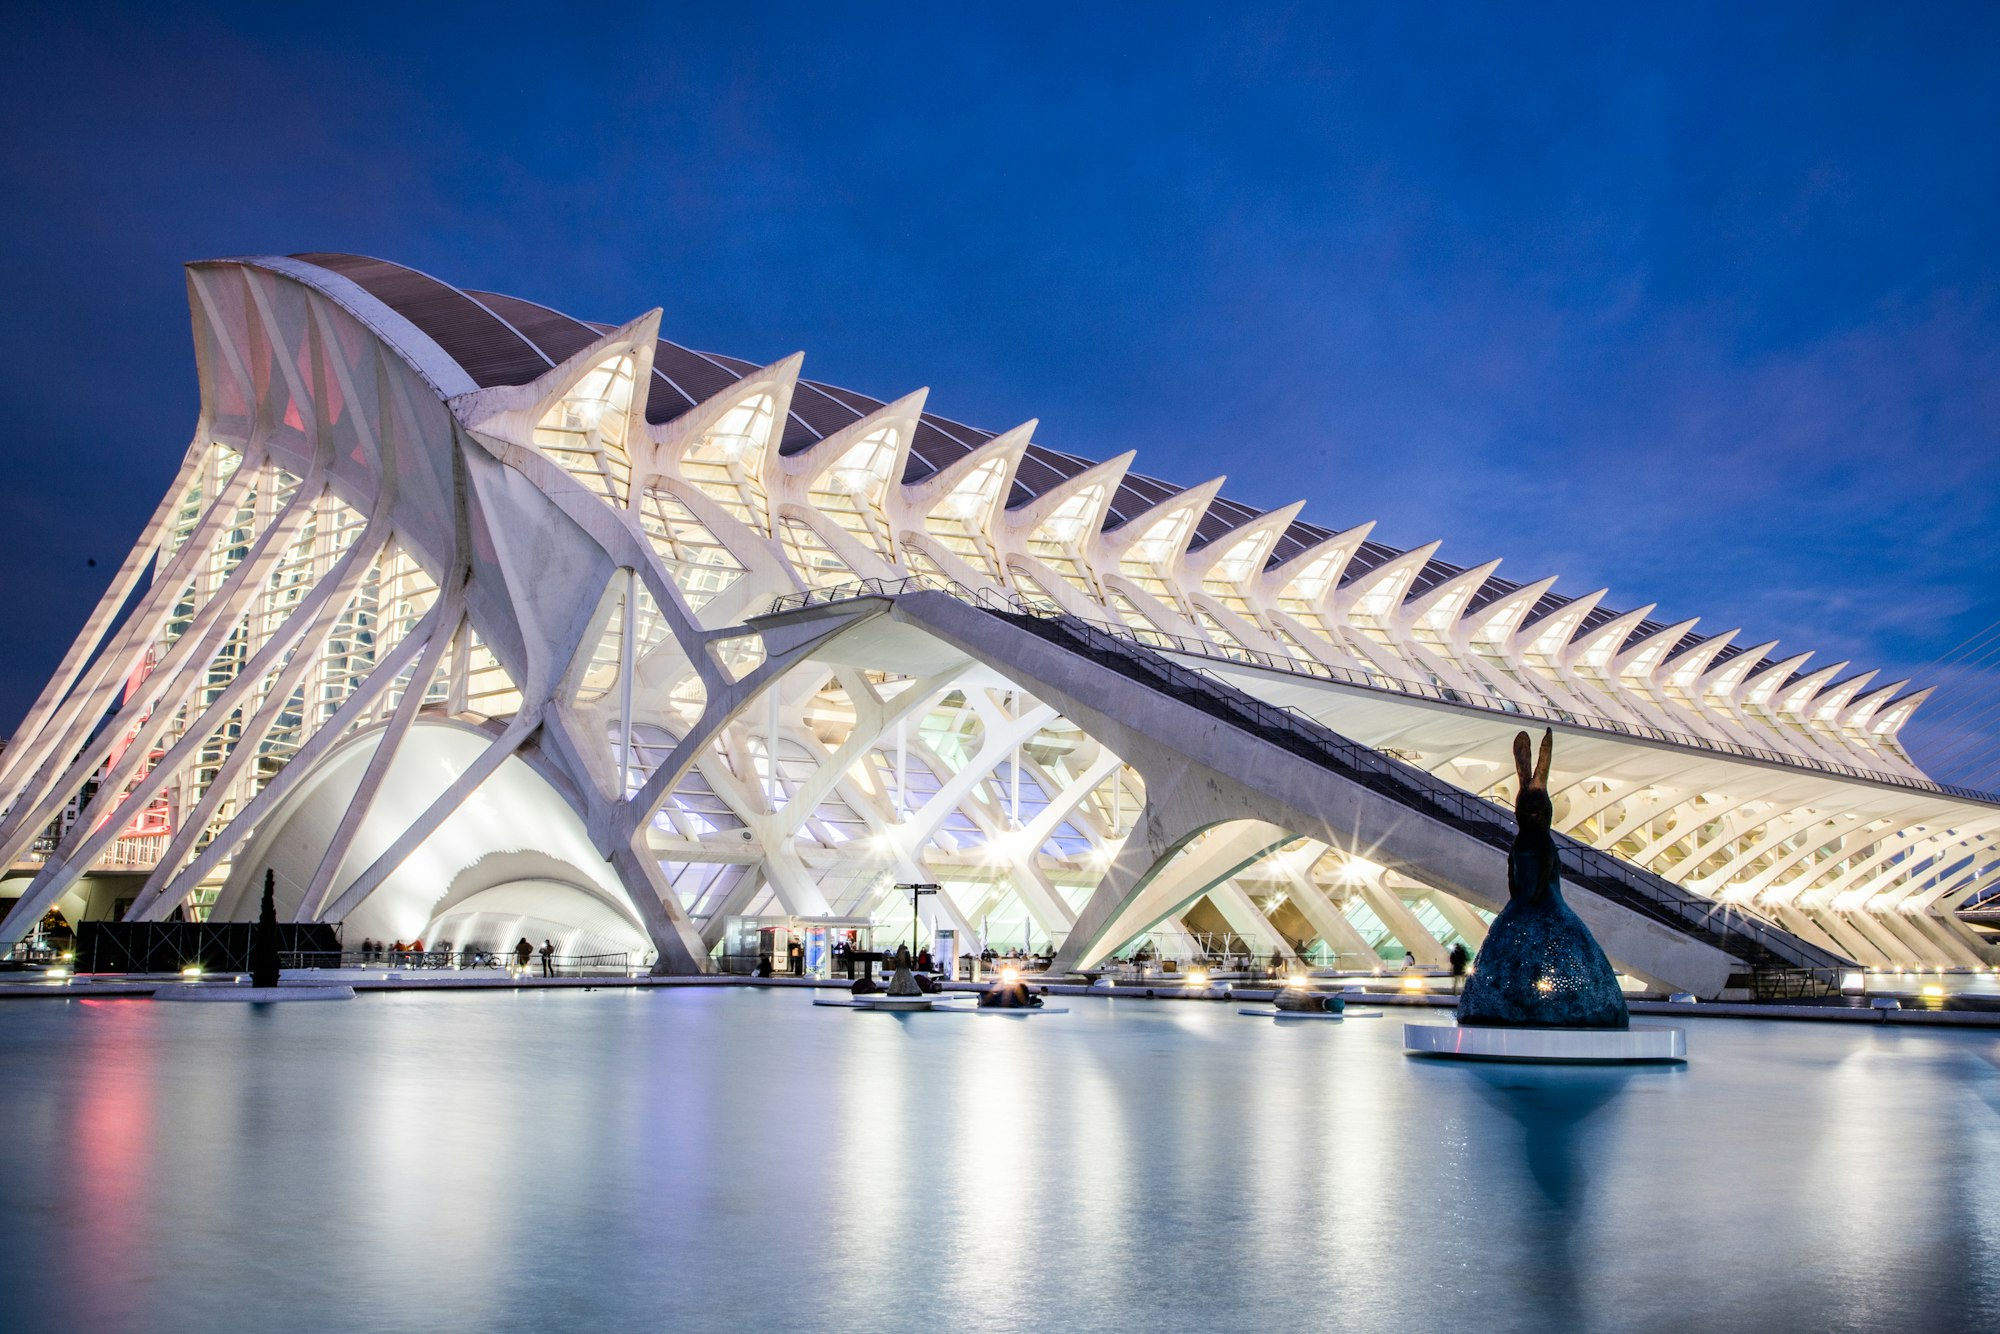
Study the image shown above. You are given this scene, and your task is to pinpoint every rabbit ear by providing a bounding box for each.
[1533,728,1554,789]
[1512,731,1534,790]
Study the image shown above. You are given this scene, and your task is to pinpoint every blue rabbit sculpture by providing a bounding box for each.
[1456,728,1629,1029]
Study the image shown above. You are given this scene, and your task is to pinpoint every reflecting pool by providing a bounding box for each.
[0,990,1996,1333]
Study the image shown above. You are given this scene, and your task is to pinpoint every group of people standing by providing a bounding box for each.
[356,938,434,965]
[513,937,557,977]
[351,936,559,975]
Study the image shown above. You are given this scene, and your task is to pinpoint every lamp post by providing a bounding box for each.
[901,883,939,961]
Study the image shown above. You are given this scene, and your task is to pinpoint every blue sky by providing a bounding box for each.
[2,2,1996,781]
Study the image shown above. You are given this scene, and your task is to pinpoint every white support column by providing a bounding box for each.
[1054,817,1293,972]
[1208,881,1299,963]
[1357,876,1449,967]
[610,834,712,975]
[1271,859,1387,968]
[1424,890,1491,950]
[618,568,638,796]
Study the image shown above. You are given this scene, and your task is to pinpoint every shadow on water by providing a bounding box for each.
[1460,1063,1677,1323]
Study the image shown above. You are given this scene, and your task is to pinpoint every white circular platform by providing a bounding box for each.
[1404,1021,1685,1063]
[812,995,946,1011]
[152,985,356,1002]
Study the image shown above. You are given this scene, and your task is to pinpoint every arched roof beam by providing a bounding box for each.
[1776,662,1850,717]
[773,388,927,496]
[1869,687,1934,739]
[1663,629,1739,689]
[1841,678,1909,731]
[1740,652,1816,709]
[1698,640,1779,700]
[1001,450,1134,533]
[1614,618,1699,683]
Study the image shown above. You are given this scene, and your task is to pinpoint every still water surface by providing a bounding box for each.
[0,989,1995,1333]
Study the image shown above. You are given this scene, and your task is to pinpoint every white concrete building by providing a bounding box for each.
[0,254,1992,992]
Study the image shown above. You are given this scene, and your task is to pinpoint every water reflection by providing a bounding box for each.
[1464,1065,1638,1208]
[1,998,1998,1333]
[1458,1064,1645,1325]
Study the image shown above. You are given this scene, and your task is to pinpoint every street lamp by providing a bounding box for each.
[900,883,939,962]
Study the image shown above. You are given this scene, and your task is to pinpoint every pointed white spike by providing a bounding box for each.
[1870,686,1934,738]
[1611,616,1699,680]
[649,350,806,473]
[1699,640,1780,698]
[1257,521,1378,606]
[1519,589,1607,659]
[1810,669,1878,723]
[1842,678,1909,730]
[1098,476,1227,556]
[449,308,663,440]
[1459,575,1558,648]
[1402,557,1502,629]
[1741,651,1816,706]
[896,421,1036,537]
[1181,500,1308,582]
[1003,450,1137,533]
[775,387,929,491]
[1566,603,1657,668]
[1776,661,1850,714]
[1333,541,1442,617]
[1663,628,1738,686]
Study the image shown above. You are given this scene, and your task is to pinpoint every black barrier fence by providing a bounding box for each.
[76,921,344,974]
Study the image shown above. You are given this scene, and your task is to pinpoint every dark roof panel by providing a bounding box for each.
[1465,573,1525,614]
[295,253,552,388]
[467,291,601,367]
[1190,496,1264,550]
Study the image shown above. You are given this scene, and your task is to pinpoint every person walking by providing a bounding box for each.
[1449,941,1471,993]
[539,939,555,978]
[514,937,533,972]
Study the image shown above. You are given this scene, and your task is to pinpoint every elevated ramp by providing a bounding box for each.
[759,587,1852,998]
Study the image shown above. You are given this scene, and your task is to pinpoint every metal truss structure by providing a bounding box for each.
[0,253,1993,985]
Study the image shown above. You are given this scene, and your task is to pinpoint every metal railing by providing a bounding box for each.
[767,576,1851,982]
[764,575,1997,808]
[331,948,637,977]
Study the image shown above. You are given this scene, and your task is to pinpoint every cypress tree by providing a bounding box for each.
[250,868,282,989]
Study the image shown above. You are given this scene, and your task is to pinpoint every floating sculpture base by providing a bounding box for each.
[1236,1007,1382,1021]
[153,984,356,1002]
[814,995,941,1012]
[1404,1022,1685,1064]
